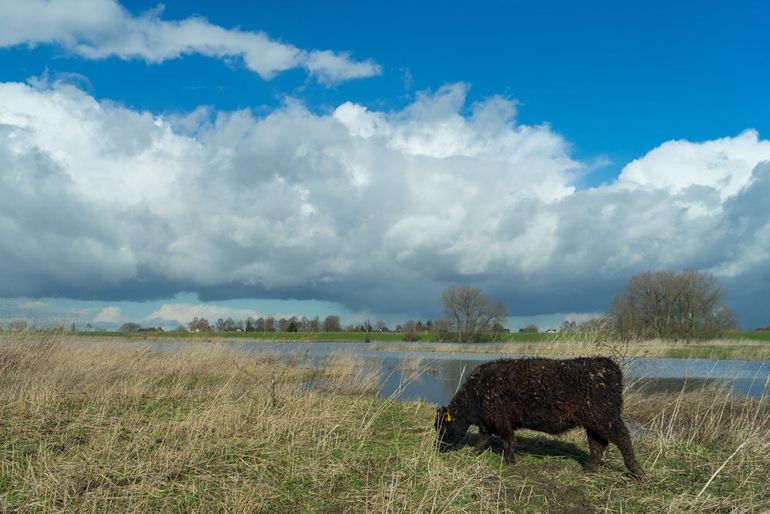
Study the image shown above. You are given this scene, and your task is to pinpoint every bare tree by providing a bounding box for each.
[441,286,509,342]
[430,319,451,341]
[188,317,212,332]
[119,322,142,333]
[323,315,341,332]
[7,320,30,332]
[402,320,420,341]
[609,271,739,340]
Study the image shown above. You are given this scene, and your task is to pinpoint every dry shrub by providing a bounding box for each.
[625,383,770,447]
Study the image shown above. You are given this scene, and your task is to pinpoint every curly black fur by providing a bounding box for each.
[435,357,644,478]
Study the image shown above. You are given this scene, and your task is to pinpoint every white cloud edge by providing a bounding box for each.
[0,0,382,85]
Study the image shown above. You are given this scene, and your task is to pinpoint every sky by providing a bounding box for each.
[1,0,769,330]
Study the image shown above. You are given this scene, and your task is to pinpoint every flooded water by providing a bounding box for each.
[73,339,770,406]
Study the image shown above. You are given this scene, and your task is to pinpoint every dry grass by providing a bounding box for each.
[621,382,770,512]
[0,332,768,512]
[0,335,510,512]
[368,335,770,361]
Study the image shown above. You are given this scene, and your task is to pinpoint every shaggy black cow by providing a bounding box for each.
[435,357,644,478]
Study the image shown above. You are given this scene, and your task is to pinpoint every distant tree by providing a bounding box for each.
[430,319,450,341]
[310,316,320,332]
[265,316,275,332]
[560,320,578,333]
[7,320,29,333]
[609,271,739,340]
[577,317,615,334]
[175,324,188,332]
[188,317,212,332]
[519,324,539,334]
[441,286,509,342]
[245,318,255,332]
[402,320,420,341]
[287,320,298,332]
[375,320,387,332]
[323,315,341,332]
[217,317,239,331]
[255,317,266,331]
[120,322,142,333]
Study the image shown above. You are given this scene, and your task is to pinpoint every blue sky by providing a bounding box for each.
[1,0,770,330]
[5,0,769,174]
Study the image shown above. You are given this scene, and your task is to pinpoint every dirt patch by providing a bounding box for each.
[504,460,594,514]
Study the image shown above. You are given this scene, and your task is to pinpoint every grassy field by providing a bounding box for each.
[74,330,410,342]
[76,329,770,343]
[0,334,768,512]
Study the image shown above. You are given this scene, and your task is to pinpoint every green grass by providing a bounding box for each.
[662,344,770,360]
[70,330,417,342]
[719,330,770,341]
[69,329,770,343]
[66,329,586,343]
[0,338,768,512]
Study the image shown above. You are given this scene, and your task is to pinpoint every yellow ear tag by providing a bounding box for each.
[446,412,452,422]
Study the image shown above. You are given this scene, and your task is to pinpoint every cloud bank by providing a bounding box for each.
[0,0,381,84]
[1,80,769,325]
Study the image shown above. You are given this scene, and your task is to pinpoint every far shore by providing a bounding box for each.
[30,330,770,361]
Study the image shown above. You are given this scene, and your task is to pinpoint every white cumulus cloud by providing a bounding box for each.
[94,306,122,323]
[147,304,259,325]
[618,130,770,199]
[1,79,769,325]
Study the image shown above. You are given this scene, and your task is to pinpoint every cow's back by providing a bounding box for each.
[462,357,624,433]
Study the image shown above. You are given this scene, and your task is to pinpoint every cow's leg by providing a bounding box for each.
[584,428,608,472]
[498,430,517,463]
[473,432,491,454]
[608,419,644,479]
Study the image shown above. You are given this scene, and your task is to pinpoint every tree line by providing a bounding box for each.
[436,270,740,342]
[97,270,745,342]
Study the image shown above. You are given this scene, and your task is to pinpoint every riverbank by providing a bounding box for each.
[57,331,770,360]
[366,339,770,361]
[1,338,768,512]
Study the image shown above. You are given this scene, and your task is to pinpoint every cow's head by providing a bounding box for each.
[434,406,466,451]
